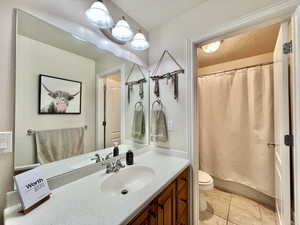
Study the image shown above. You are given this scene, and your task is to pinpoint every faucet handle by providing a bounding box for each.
[116,159,125,168]
[99,155,105,162]
[105,152,113,160]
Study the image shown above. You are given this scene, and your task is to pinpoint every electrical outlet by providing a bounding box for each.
[167,120,174,131]
[0,132,12,153]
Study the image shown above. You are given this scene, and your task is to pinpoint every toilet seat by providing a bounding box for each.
[198,170,213,184]
[198,170,214,211]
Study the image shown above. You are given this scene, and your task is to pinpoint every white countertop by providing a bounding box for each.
[4,149,189,225]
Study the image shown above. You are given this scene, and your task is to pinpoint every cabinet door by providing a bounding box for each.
[157,182,176,225]
[177,184,188,220]
[130,203,157,225]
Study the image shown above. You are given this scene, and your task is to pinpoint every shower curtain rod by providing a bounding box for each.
[198,62,273,77]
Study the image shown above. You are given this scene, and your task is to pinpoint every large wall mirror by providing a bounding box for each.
[14,10,150,179]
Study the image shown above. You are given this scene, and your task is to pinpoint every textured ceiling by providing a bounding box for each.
[198,23,280,68]
[111,0,208,30]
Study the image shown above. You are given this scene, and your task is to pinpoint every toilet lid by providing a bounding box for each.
[198,171,212,184]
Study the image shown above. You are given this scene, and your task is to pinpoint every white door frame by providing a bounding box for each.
[185,1,300,224]
[291,6,300,225]
[96,65,126,149]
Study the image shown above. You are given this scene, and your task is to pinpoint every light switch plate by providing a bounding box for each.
[167,120,174,131]
[0,132,12,153]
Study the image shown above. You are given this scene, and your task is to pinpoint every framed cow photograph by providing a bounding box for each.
[39,75,82,114]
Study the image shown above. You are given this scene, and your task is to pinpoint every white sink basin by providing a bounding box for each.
[100,165,155,196]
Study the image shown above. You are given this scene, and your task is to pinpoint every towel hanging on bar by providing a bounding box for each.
[132,101,145,141]
[27,125,88,136]
[151,99,168,143]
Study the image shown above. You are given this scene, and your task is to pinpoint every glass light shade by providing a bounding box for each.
[130,32,149,51]
[85,1,114,29]
[112,19,133,42]
[201,41,222,53]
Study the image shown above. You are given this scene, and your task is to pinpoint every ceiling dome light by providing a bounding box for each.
[112,17,133,42]
[85,1,114,29]
[130,32,149,51]
[201,41,222,53]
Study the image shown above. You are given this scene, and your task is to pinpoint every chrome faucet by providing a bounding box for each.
[91,152,112,164]
[91,153,104,163]
[106,159,125,174]
[105,152,113,160]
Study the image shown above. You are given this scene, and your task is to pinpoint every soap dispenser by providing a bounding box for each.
[113,142,119,157]
[126,150,134,165]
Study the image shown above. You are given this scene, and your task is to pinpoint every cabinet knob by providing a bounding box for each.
[158,203,164,209]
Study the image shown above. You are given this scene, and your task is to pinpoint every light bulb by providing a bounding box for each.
[130,32,149,51]
[201,41,222,53]
[112,18,133,42]
[85,1,114,29]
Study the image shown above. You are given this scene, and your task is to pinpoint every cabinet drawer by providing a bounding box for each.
[177,169,188,192]
[177,184,188,218]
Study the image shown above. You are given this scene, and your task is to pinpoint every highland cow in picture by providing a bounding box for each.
[39,75,82,114]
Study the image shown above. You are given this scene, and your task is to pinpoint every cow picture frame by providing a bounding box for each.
[39,75,82,114]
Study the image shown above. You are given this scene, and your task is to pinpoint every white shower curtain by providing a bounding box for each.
[198,64,275,197]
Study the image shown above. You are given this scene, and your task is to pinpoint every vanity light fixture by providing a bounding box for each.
[112,17,133,42]
[130,31,149,51]
[85,0,114,29]
[201,40,222,53]
[85,3,149,50]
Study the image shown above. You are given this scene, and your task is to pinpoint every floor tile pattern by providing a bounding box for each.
[199,188,277,225]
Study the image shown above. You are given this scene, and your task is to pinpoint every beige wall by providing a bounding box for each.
[148,0,285,151]
[15,35,95,166]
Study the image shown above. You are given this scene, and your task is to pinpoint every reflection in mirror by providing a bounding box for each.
[14,10,149,179]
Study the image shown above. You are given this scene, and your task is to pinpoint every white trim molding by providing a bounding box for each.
[291,6,300,225]
[186,1,300,224]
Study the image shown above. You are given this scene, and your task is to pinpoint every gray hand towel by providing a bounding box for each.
[151,110,168,143]
[132,109,145,140]
[35,127,84,164]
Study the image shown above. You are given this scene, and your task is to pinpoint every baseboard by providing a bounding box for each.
[213,176,275,209]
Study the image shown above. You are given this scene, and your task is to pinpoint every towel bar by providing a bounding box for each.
[26,125,88,136]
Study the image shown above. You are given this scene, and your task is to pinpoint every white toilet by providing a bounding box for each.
[198,170,214,211]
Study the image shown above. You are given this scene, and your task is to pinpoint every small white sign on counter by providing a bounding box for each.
[14,167,51,211]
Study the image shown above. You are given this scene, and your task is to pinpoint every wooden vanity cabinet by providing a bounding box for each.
[157,182,176,225]
[128,167,189,225]
[129,202,157,225]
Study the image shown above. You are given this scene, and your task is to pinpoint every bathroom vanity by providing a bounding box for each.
[5,9,191,225]
[4,149,190,225]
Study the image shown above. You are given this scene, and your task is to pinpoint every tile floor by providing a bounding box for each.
[199,188,277,225]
